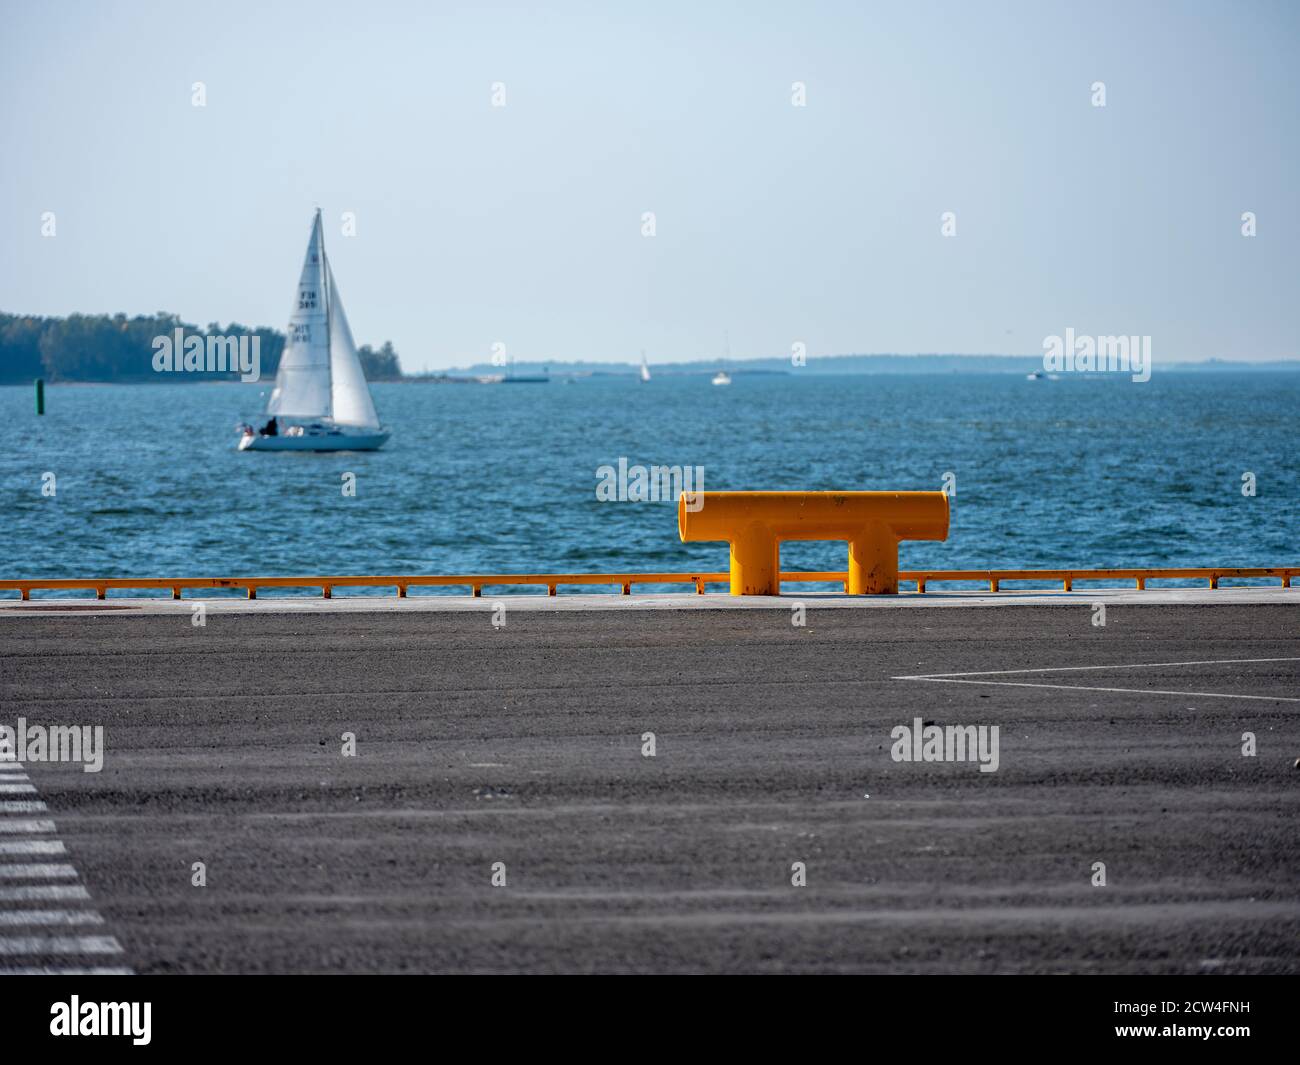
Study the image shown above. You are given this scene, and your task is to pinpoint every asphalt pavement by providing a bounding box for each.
[1,601,1297,973]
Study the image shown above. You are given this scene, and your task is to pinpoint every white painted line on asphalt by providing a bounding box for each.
[0,910,104,927]
[895,656,1300,680]
[0,840,67,856]
[895,677,1300,702]
[0,785,37,794]
[0,820,57,834]
[0,884,91,902]
[0,935,122,956]
[894,656,1300,701]
[0,801,47,813]
[3,966,133,975]
[0,864,78,879]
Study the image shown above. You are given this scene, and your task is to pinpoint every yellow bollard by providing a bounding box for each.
[678,491,949,595]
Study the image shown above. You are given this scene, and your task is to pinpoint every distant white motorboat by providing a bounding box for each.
[640,350,651,382]
[239,209,390,452]
[711,370,731,386]
[1026,371,1045,381]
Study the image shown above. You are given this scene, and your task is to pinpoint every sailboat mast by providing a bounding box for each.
[318,210,334,421]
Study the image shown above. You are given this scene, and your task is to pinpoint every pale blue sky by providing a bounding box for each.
[2,0,1297,371]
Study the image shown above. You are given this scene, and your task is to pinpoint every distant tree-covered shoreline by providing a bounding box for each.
[0,312,402,384]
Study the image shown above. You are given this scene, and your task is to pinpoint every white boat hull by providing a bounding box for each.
[239,427,389,452]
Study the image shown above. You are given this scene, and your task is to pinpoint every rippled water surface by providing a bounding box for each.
[2,373,1296,593]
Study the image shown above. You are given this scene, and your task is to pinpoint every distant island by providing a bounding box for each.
[0,311,402,384]
[429,353,1300,378]
[3,311,1294,384]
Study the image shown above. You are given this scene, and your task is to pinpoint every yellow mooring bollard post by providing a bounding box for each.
[678,491,950,595]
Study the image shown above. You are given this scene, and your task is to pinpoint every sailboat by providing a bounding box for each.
[711,330,732,385]
[238,210,390,451]
[639,350,651,382]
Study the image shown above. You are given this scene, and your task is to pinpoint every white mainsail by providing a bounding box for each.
[640,350,651,382]
[265,209,382,429]
[325,260,381,429]
[267,212,331,419]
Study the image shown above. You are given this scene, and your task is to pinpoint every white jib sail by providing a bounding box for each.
[325,260,381,429]
[267,212,332,419]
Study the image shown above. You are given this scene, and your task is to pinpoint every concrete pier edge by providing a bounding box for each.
[1,585,1297,616]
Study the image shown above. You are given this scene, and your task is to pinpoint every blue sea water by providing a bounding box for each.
[1,373,1295,595]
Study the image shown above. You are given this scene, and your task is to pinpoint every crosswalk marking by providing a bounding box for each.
[0,820,58,834]
[0,863,78,879]
[0,764,131,974]
[0,884,91,902]
[0,909,105,927]
[0,840,67,856]
[3,966,133,975]
[0,935,123,956]
[0,801,47,813]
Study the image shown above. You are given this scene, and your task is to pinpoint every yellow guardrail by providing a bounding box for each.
[678,490,949,594]
[0,567,1293,601]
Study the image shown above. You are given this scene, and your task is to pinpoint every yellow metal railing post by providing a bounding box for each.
[728,522,780,595]
[848,519,898,594]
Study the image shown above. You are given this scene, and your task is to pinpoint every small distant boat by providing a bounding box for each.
[712,330,733,385]
[239,210,389,452]
[640,351,651,383]
[1026,371,1046,381]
